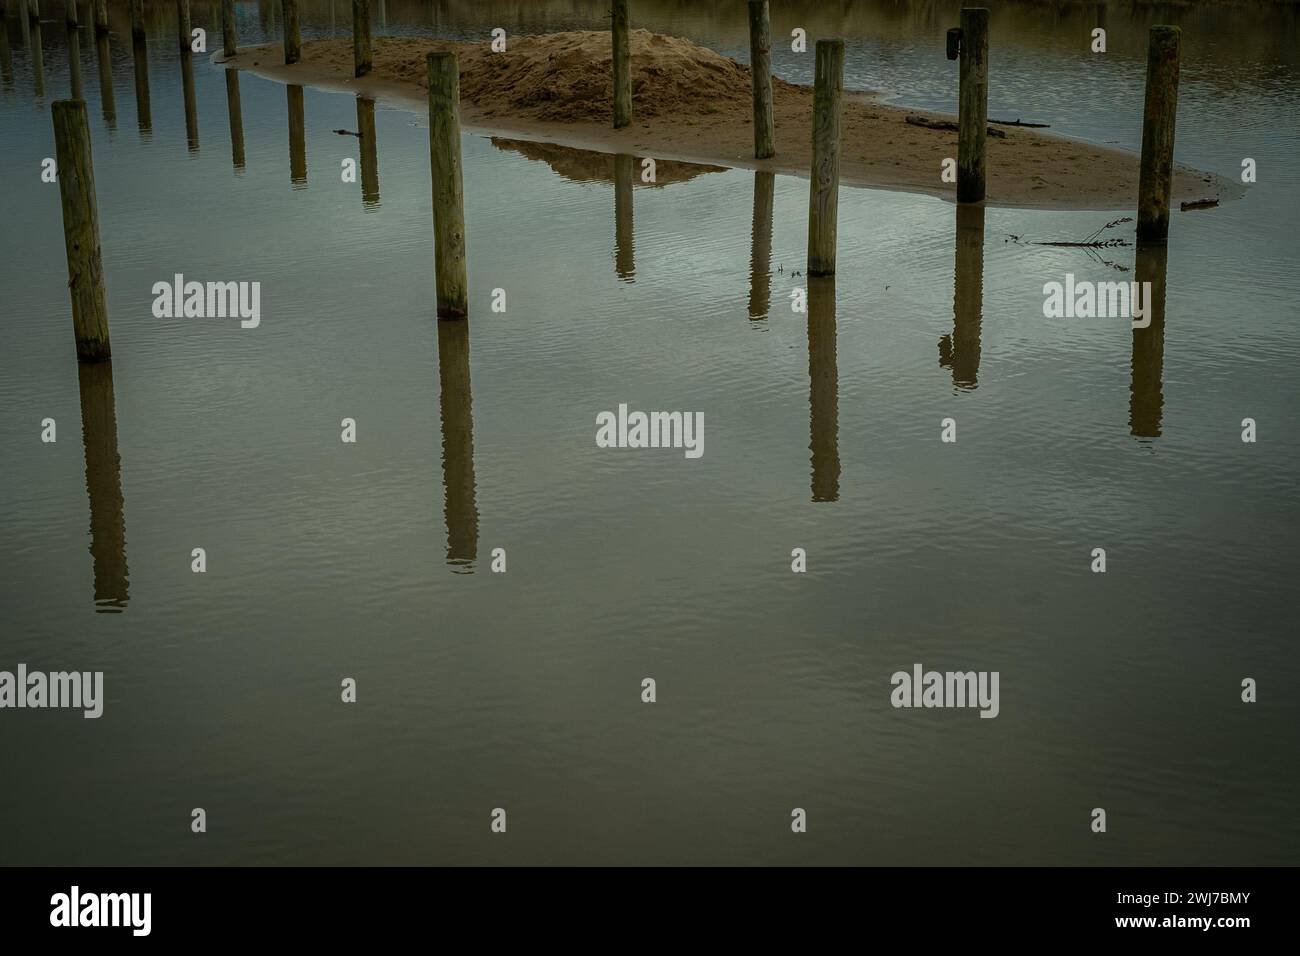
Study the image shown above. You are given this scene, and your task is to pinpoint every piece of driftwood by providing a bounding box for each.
[332,128,361,137]
[905,114,1005,138]
[1180,198,1219,211]
[990,117,1050,128]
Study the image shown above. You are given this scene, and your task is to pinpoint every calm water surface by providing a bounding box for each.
[1,0,1297,865]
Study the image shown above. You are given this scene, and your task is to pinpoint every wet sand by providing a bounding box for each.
[221,31,1235,210]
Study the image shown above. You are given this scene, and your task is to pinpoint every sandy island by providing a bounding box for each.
[221,30,1236,211]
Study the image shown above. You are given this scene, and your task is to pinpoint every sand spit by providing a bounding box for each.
[222,31,1236,210]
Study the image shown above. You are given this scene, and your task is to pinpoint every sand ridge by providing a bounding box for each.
[223,30,1236,211]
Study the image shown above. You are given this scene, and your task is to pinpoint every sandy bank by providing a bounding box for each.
[221,31,1236,211]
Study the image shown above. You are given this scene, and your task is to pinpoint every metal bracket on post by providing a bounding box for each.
[946,27,962,61]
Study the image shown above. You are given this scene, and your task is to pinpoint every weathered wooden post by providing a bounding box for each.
[225,69,245,168]
[93,0,108,35]
[280,0,300,64]
[351,0,372,77]
[611,0,630,129]
[954,7,988,203]
[427,52,468,318]
[807,275,840,503]
[132,34,151,134]
[221,0,237,56]
[287,83,306,182]
[176,0,190,52]
[747,0,774,159]
[52,100,111,362]
[1136,25,1180,242]
[357,96,380,205]
[129,0,144,39]
[613,152,635,280]
[806,38,843,276]
[747,170,774,319]
[77,361,130,612]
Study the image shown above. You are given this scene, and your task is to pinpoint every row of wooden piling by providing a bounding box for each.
[45,6,1183,352]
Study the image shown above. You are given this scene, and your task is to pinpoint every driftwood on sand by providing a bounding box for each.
[905,114,1006,138]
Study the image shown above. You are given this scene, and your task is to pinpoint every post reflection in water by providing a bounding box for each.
[748,170,775,321]
[66,23,82,100]
[225,69,244,169]
[287,83,306,184]
[938,203,985,389]
[613,152,635,281]
[180,49,198,151]
[1,18,13,90]
[77,362,130,612]
[29,16,43,98]
[1129,242,1169,439]
[93,31,114,127]
[131,33,151,134]
[436,318,479,570]
[356,95,379,206]
[807,275,840,502]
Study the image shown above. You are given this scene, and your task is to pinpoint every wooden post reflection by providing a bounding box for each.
[180,49,198,151]
[747,170,774,320]
[66,22,84,101]
[436,318,479,569]
[938,203,984,389]
[225,69,245,169]
[287,83,306,183]
[29,15,43,98]
[1129,242,1169,439]
[131,33,151,135]
[807,275,840,502]
[614,152,634,281]
[356,95,379,206]
[77,361,129,612]
[94,30,113,128]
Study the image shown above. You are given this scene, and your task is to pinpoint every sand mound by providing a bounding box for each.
[294,30,801,123]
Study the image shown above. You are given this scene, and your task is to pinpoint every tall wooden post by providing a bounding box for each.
[176,0,190,52]
[221,0,237,56]
[427,52,468,318]
[92,0,109,34]
[611,0,630,129]
[957,7,988,203]
[1136,26,1180,242]
[52,100,111,362]
[129,0,144,39]
[351,0,371,77]
[806,39,843,277]
[280,0,300,64]
[747,0,774,159]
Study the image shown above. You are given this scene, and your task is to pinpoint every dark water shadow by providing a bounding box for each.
[77,361,129,612]
[938,203,985,390]
[132,33,151,135]
[437,318,479,571]
[807,275,840,502]
[1129,242,1169,440]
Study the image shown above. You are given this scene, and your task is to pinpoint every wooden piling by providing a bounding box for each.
[132,34,151,133]
[176,0,190,52]
[747,0,774,159]
[611,0,630,129]
[129,0,144,39]
[221,0,237,57]
[1136,25,1180,242]
[280,0,300,64]
[93,0,108,35]
[225,69,245,168]
[806,39,843,277]
[427,52,468,318]
[957,7,988,203]
[351,0,372,77]
[52,100,111,362]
